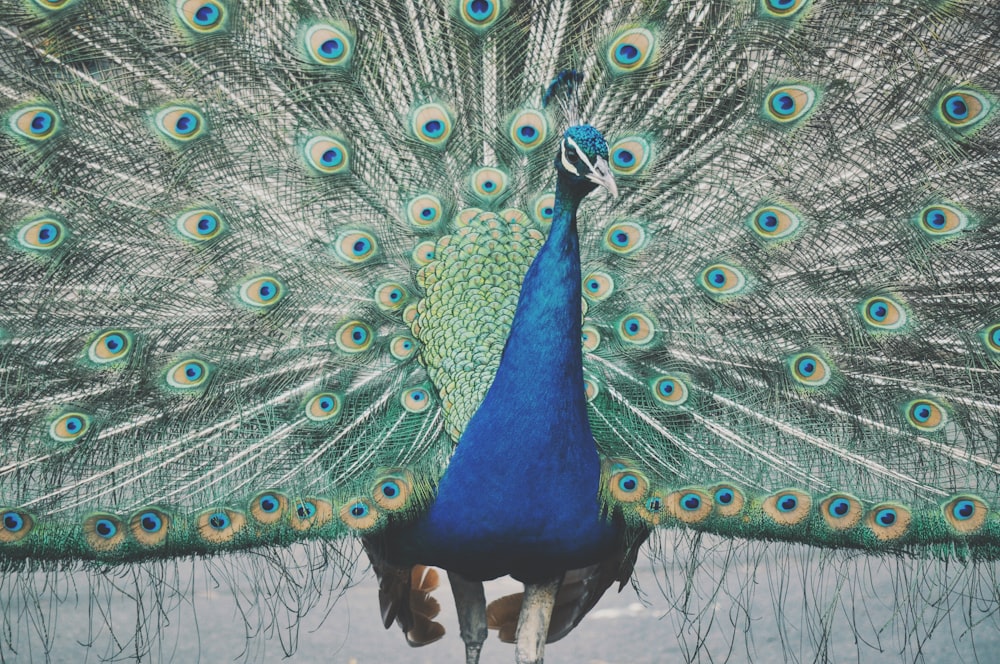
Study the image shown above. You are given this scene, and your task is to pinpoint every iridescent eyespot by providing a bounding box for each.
[373,471,414,511]
[983,323,1000,354]
[176,209,225,241]
[412,240,437,266]
[471,167,508,199]
[305,136,350,174]
[651,375,689,406]
[617,312,655,345]
[340,498,380,530]
[764,85,817,124]
[239,276,285,308]
[459,0,502,30]
[916,204,969,238]
[699,264,746,297]
[154,105,205,142]
[666,489,712,523]
[0,510,33,543]
[819,493,862,529]
[375,282,409,311]
[166,359,210,389]
[609,137,651,176]
[866,503,911,540]
[763,490,811,526]
[609,469,648,502]
[335,320,373,352]
[605,28,656,74]
[582,271,614,302]
[904,398,947,432]
[177,0,226,33]
[407,194,444,229]
[29,0,77,11]
[9,105,59,141]
[304,23,354,67]
[509,109,547,151]
[305,392,341,421]
[401,386,432,413]
[16,217,67,251]
[788,352,831,387]
[250,491,287,524]
[760,0,809,17]
[334,230,378,264]
[859,295,907,331]
[130,508,170,547]
[711,484,745,517]
[936,89,991,130]
[197,508,246,543]
[749,205,801,241]
[943,495,987,533]
[390,335,418,360]
[637,491,666,525]
[88,329,133,364]
[83,513,125,552]
[583,376,599,402]
[50,412,90,442]
[289,498,333,531]
[411,103,454,147]
[581,325,601,352]
[532,193,556,227]
[604,221,646,255]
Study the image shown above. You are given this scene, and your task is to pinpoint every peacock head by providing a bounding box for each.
[556,125,618,198]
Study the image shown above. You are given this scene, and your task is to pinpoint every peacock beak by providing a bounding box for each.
[587,157,618,198]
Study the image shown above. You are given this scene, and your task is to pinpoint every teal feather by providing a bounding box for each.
[1,0,999,661]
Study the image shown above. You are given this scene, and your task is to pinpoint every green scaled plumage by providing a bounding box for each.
[1,0,999,661]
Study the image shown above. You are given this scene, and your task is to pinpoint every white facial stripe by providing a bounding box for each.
[561,135,598,176]
[560,140,579,174]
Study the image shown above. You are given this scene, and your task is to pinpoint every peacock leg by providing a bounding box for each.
[514,576,562,664]
[448,571,488,664]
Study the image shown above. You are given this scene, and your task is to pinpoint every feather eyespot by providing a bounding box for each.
[130,508,170,547]
[760,0,809,17]
[582,272,614,302]
[250,491,287,524]
[375,282,409,311]
[609,137,651,176]
[16,217,67,251]
[471,167,508,199]
[651,375,689,407]
[390,335,418,360]
[788,352,831,387]
[763,490,811,526]
[84,514,125,552]
[711,484,745,517]
[373,471,414,511]
[983,324,1000,354]
[9,106,59,141]
[334,230,378,263]
[412,240,437,266]
[667,489,712,523]
[335,321,373,353]
[866,503,910,541]
[936,89,991,130]
[154,105,205,142]
[401,386,432,413]
[459,0,502,30]
[764,85,817,124]
[749,205,801,241]
[0,510,33,543]
[617,312,655,345]
[88,329,133,364]
[176,209,225,242]
[819,493,862,529]
[290,498,332,531]
[605,28,655,74]
[943,495,988,533]
[532,193,555,226]
[509,109,547,151]
[340,498,380,530]
[604,221,646,255]
[859,295,907,331]
[50,412,90,442]
[411,103,454,147]
[304,24,354,67]
[305,392,341,421]
[177,0,226,33]
[583,376,600,402]
[699,264,746,297]
[30,0,77,10]
[166,359,209,389]
[407,194,444,229]
[904,398,947,432]
[305,136,350,174]
[239,276,285,308]
[197,508,246,543]
[609,470,648,502]
[581,325,601,352]
[917,204,969,237]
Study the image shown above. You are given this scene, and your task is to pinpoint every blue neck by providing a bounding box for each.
[404,176,614,582]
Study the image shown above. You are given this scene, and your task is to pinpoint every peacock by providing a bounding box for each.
[1,0,999,662]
